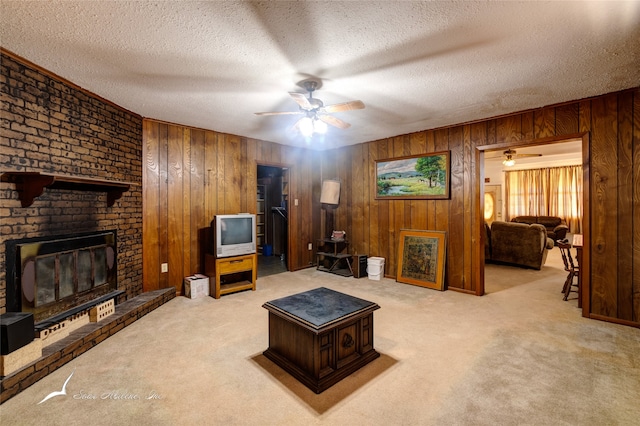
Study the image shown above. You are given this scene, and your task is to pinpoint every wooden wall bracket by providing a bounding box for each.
[1,172,133,207]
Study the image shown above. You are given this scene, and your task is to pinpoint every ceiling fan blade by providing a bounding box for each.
[321,100,365,113]
[254,111,303,116]
[517,153,543,158]
[288,92,313,110]
[318,114,351,129]
[484,153,503,159]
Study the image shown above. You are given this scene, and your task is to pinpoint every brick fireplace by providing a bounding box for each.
[0,50,144,316]
[0,50,148,403]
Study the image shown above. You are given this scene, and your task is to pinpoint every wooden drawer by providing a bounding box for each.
[218,257,253,274]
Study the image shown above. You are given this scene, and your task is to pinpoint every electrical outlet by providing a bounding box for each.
[161,263,168,273]
[308,243,313,250]
[294,199,299,206]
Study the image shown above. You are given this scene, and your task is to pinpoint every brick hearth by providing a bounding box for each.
[0,288,175,404]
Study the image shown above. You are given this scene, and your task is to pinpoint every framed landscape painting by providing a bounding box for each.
[396,229,447,291]
[375,151,450,199]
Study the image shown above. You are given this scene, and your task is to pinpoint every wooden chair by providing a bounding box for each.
[557,241,579,301]
[558,241,571,293]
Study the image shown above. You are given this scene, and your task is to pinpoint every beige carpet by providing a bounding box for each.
[2,249,639,425]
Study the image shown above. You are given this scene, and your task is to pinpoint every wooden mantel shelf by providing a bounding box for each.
[1,172,133,207]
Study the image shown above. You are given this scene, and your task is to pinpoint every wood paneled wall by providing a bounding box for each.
[321,89,639,327]
[142,120,317,293]
[143,89,638,327]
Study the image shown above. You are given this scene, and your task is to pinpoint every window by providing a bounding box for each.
[505,165,582,233]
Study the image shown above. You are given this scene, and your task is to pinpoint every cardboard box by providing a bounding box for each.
[36,311,89,345]
[184,274,210,298]
[1,338,42,376]
[90,299,115,322]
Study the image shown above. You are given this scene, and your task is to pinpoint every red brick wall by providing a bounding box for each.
[0,51,144,313]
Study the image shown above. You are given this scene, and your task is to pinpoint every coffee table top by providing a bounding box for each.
[263,287,379,330]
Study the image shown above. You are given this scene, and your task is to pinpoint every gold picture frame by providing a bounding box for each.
[396,229,447,291]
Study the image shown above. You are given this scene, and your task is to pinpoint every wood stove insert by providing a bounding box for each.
[5,230,121,328]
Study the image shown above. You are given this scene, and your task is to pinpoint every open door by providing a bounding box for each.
[257,164,289,277]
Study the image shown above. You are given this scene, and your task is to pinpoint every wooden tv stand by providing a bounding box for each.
[204,253,257,299]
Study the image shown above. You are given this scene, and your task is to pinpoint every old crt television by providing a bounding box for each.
[212,214,256,258]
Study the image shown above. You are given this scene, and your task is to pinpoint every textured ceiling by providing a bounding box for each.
[1,1,639,150]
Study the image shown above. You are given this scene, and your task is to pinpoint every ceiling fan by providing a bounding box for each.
[486,149,542,166]
[254,80,365,136]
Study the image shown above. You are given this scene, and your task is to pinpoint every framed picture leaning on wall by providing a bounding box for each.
[397,229,447,291]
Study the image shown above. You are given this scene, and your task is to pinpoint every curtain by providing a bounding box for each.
[505,165,582,233]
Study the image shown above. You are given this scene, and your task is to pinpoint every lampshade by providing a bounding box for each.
[300,116,327,137]
[320,180,340,205]
[299,117,314,137]
[313,119,327,134]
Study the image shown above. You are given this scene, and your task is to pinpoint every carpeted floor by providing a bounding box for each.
[257,254,288,278]
[1,249,639,425]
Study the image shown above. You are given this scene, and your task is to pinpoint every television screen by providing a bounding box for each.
[220,217,253,245]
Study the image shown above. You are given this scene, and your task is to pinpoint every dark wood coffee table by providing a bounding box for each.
[262,287,380,393]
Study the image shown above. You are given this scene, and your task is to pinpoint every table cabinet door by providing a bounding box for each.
[337,322,359,368]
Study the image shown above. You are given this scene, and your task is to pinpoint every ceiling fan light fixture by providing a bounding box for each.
[503,157,515,167]
[502,149,516,166]
[255,79,364,136]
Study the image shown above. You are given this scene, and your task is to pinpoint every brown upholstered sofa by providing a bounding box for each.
[485,221,554,270]
[511,216,569,242]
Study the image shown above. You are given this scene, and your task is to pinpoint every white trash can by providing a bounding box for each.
[367,257,385,280]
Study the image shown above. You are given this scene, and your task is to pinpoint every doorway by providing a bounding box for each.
[479,136,587,302]
[257,164,289,277]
